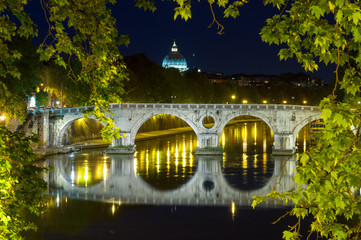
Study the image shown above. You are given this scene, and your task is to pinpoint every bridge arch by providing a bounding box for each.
[292,113,323,145]
[54,115,105,146]
[129,111,200,146]
[217,111,277,143]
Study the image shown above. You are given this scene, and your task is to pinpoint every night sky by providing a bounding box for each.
[30,1,335,83]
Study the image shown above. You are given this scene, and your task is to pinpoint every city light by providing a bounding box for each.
[0,115,5,121]
[303,100,308,104]
[231,201,236,220]
[282,100,287,104]
[262,100,267,104]
[231,95,236,100]
[242,100,248,104]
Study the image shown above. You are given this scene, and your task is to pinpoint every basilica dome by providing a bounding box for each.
[162,40,188,72]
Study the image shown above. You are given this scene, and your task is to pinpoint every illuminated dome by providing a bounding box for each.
[162,40,188,72]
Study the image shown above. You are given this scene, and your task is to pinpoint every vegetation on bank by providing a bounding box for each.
[123,54,330,105]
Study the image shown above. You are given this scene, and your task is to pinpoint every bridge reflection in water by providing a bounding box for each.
[45,151,297,210]
[44,120,309,209]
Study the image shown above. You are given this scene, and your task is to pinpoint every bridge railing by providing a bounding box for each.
[34,103,320,116]
[109,103,320,111]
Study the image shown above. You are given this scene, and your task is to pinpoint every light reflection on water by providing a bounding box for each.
[26,121,312,240]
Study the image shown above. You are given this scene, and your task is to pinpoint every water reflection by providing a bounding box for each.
[45,150,296,208]
[44,120,306,207]
[135,134,198,190]
[221,121,274,154]
[27,120,315,240]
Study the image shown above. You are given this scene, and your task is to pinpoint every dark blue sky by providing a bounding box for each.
[30,1,335,83]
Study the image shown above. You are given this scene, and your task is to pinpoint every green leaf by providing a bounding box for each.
[335,0,345,8]
[352,26,361,42]
[311,6,324,19]
[321,108,332,121]
[335,10,343,23]
[352,11,361,25]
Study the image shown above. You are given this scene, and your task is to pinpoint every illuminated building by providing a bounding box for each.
[162,40,188,72]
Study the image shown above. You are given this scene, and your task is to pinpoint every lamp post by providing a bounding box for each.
[231,95,236,104]
[171,96,176,103]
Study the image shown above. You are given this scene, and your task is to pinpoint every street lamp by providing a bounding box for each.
[242,100,248,104]
[303,100,308,104]
[282,100,288,104]
[262,100,268,104]
[171,96,176,103]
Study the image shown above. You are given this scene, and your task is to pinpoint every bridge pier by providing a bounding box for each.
[194,133,223,155]
[272,133,296,156]
[107,132,135,154]
[198,133,219,148]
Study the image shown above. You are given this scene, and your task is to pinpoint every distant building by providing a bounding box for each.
[162,40,188,72]
[207,72,324,88]
[230,73,275,87]
[206,72,225,84]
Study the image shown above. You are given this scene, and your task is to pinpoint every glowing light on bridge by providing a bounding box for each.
[303,128,307,152]
[112,204,115,216]
[263,128,267,153]
[254,122,257,146]
[231,201,236,221]
[242,153,248,169]
[182,137,186,168]
[134,158,138,176]
[175,140,179,173]
[189,136,194,168]
[146,149,149,176]
[167,141,171,172]
[263,153,268,174]
[253,154,258,168]
[157,150,160,174]
[84,166,89,187]
[103,161,107,188]
[243,123,247,153]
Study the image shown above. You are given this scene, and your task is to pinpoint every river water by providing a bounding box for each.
[25,121,312,240]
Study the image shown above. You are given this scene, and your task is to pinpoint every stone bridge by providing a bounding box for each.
[45,154,297,207]
[33,103,321,155]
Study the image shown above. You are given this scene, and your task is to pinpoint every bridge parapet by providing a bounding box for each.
[108,103,319,111]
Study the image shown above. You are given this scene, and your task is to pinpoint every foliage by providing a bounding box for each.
[36,0,129,142]
[35,90,49,107]
[124,54,327,104]
[40,60,90,107]
[0,0,129,238]
[1,0,129,141]
[0,37,41,121]
[134,0,361,239]
[0,124,48,240]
